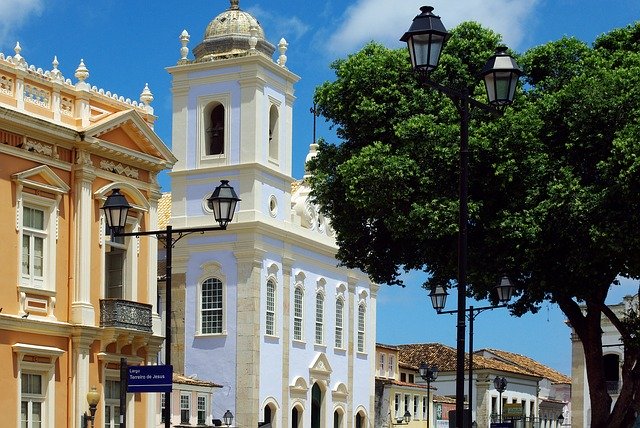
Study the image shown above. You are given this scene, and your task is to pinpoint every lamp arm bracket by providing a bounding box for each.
[415,73,502,117]
[437,303,508,320]
[111,224,228,248]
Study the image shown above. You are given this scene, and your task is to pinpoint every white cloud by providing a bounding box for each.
[0,0,43,47]
[327,0,540,56]
[248,5,310,43]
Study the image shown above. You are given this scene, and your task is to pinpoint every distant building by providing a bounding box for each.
[157,1,378,427]
[570,294,637,427]
[0,40,175,427]
[397,343,567,428]
[164,374,222,427]
[477,349,571,426]
[374,344,436,428]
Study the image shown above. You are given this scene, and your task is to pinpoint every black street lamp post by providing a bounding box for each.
[430,276,514,427]
[401,6,521,428]
[102,180,240,428]
[419,363,438,428]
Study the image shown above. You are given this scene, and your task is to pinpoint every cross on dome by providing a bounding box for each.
[230,0,239,10]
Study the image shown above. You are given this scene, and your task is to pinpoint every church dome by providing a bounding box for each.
[193,0,275,61]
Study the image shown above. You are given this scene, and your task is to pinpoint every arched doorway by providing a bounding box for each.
[291,407,300,428]
[355,412,364,428]
[311,383,323,428]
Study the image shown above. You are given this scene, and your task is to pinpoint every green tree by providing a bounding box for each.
[309,22,640,428]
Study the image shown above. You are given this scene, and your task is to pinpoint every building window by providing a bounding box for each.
[388,355,395,378]
[21,372,43,428]
[201,277,223,334]
[268,104,280,160]
[315,292,324,344]
[400,373,406,382]
[104,379,121,428]
[409,373,415,383]
[161,393,166,423]
[404,394,411,414]
[294,286,304,341]
[423,396,427,419]
[206,103,225,155]
[181,393,190,424]
[21,206,46,289]
[14,343,63,428]
[197,395,207,425]
[105,234,126,298]
[414,395,419,419]
[394,394,400,418]
[266,279,276,335]
[335,298,344,348]
[357,303,366,352]
[379,353,385,375]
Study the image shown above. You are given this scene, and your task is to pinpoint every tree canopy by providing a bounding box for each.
[309,21,640,428]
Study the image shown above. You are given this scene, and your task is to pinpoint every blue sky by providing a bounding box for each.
[3,0,639,375]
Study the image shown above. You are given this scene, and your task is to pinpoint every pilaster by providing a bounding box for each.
[234,249,265,428]
[281,256,294,428]
[347,278,357,428]
[71,162,96,325]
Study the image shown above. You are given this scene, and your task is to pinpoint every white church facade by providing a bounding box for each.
[161,1,378,427]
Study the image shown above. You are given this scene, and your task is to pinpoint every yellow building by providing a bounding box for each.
[0,43,175,427]
[374,344,436,428]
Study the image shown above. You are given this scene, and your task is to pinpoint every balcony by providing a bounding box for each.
[100,299,152,333]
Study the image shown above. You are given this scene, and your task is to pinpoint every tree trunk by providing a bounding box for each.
[562,298,640,428]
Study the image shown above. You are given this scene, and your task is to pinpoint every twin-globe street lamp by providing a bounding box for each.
[102,180,240,428]
[494,376,508,422]
[430,276,515,426]
[419,363,438,428]
[401,6,522,428]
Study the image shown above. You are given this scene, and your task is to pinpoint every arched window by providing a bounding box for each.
[201,277,223,334]
[311,383,322,428]
[315,292,324,344]
[268,104,279,160]
[266,278,276,335]
[357,303,366,353]
[205,103,225,155]
[335,298,344,348]
[293,286,304,341]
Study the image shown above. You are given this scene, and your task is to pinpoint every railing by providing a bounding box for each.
[100,299,152,333]
[606,380,621,395]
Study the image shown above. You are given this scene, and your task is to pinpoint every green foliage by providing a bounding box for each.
[310,19,640,427]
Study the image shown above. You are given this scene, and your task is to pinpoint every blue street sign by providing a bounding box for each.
[127,365,173,393]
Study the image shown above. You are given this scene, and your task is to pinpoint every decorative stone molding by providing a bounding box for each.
[24,137,58,158]
[99,160,139,178]
[76,150,93,166]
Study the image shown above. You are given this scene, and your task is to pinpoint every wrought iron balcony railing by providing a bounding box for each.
[100,299,152,333]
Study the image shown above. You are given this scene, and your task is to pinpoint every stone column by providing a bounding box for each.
[475,376,491,428]
[72,334,94,428]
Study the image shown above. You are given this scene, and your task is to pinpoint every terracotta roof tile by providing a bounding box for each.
[173,373,222,388]
[157,192,172,230]
[397,343,540,378]
[478,348,571,384]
